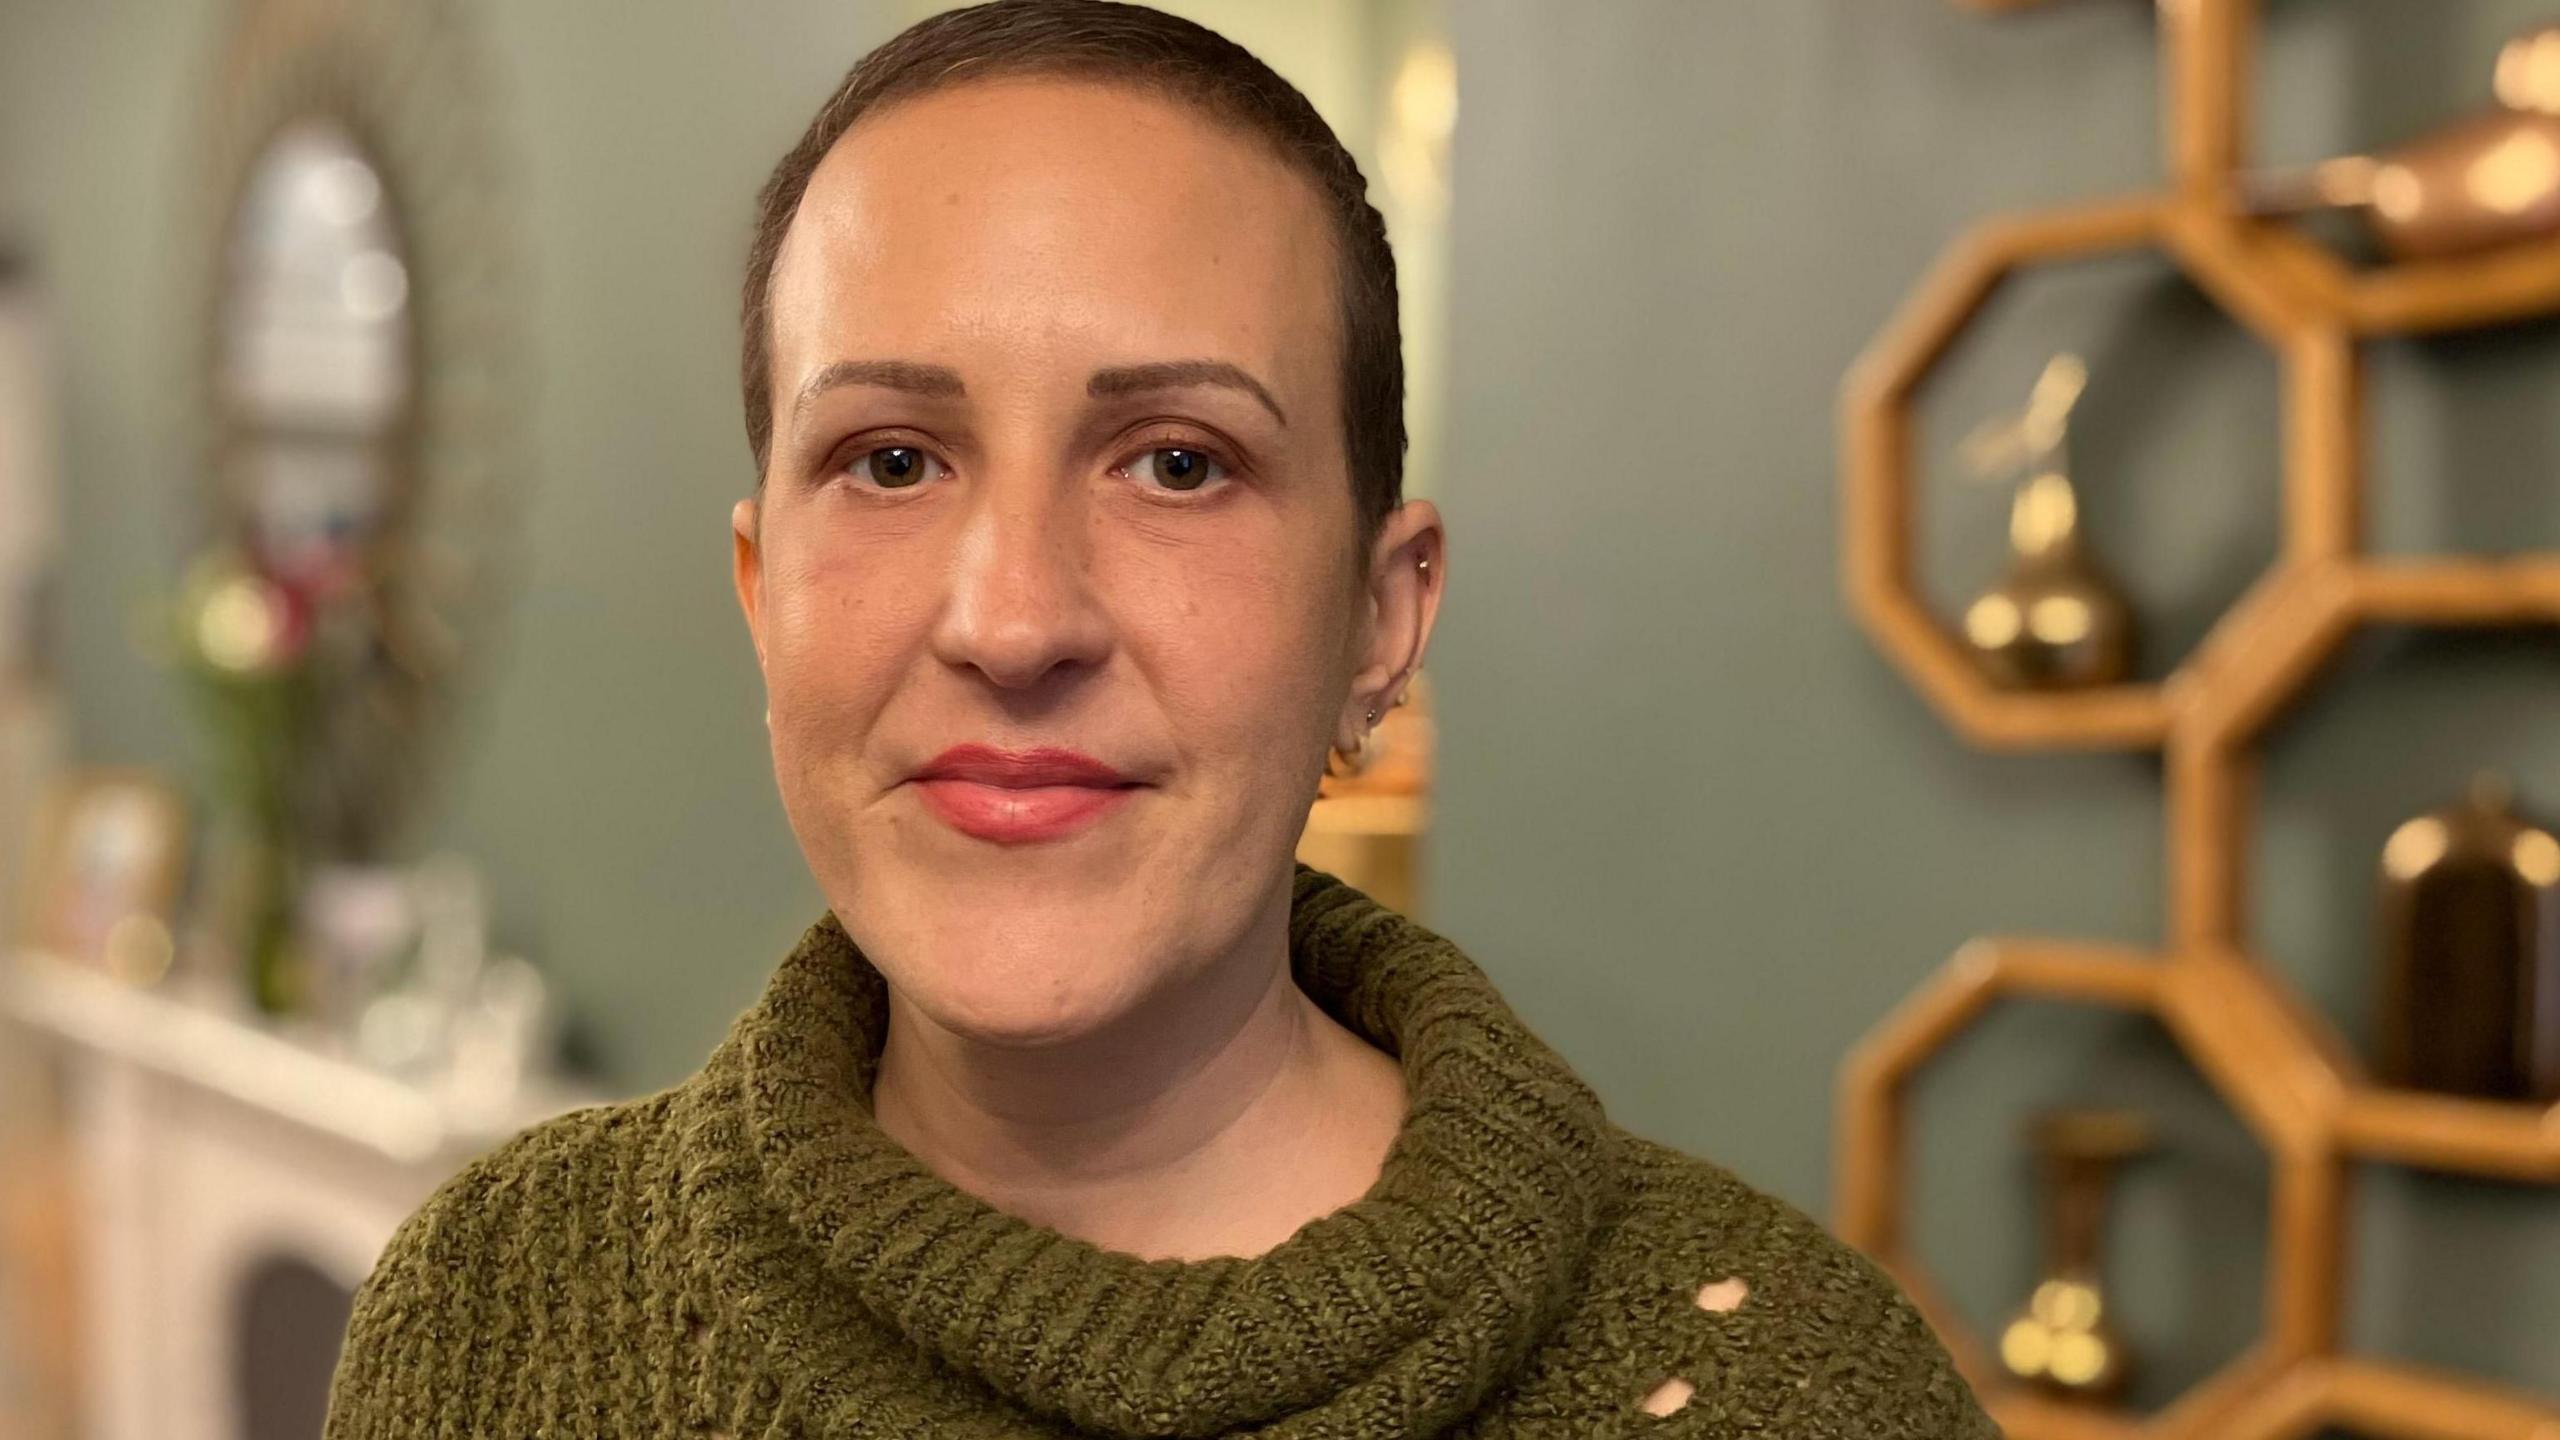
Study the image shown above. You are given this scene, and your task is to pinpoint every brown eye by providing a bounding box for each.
[860,446,939,488]
[1133,447,1225,492]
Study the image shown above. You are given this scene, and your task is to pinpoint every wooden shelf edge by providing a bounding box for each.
[2324,1358,2560,1436]
[2177,211,2560,338]
[1984,1389,2151,1440]
[2347,557,2560,625]
[2334,1086,2560,1183]
[1302,793,1427,838]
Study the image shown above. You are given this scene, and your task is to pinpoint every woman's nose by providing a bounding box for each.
[930,469,1114,691]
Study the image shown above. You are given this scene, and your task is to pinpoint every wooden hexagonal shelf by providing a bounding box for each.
[1840,192,2362,753]
[2172,556,2560,1186]
[1835,939,2349,1438]
[1840,2,2560,1434]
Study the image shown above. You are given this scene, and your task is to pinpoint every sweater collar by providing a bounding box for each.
[693,864,1616,1437]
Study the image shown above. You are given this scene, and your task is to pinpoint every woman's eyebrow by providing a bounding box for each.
[1089,360,1287,427]
[793,358,967,420]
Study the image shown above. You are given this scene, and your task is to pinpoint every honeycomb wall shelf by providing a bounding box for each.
[1840,192,2361,752]
[1835,3,2560,1436]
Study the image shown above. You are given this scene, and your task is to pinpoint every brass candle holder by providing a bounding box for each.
[1998,1107,2155,1405]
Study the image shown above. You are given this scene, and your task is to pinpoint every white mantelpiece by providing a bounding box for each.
[3,954,595,1440]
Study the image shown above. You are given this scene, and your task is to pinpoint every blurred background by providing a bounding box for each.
[3,1,2557,1437]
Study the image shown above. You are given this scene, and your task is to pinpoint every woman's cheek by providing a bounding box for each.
[769,539,918,693]
[1187,587,1343,759]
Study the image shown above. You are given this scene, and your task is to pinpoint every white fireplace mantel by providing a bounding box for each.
[3,953,598,1440]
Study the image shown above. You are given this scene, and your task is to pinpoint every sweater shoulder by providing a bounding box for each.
[321,1091,679,1439]
[378,1091,671,1275]
[1591,1133,1997,1439]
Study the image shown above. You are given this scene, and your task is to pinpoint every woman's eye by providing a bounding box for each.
[854,446,940,489]
[1128,447,1226,493]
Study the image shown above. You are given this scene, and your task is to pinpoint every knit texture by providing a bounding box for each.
[323,866,1993,1437]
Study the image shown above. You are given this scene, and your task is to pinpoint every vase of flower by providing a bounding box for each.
[173,549,319,1015]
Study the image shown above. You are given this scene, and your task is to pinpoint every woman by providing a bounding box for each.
[324,3,1992,1435]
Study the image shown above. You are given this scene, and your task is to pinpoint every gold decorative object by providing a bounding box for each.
[1838,3,2560,1436]
[2377,776,2560,1104]
[1999,1110,2154,1404]
[1957,355,2135,691]
[2244,26,2560,263]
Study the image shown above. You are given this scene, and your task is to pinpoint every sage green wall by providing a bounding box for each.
[3,0,2555,1411]
[0,1,895,1082]
[1429,0,2559,1409]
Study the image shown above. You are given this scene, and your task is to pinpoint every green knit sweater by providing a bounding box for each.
[322,867,1992,1437]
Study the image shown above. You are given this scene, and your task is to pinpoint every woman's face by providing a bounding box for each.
[733,78,1440,1045]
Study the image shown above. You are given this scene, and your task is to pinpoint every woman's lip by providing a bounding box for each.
[916,744,1133,787]
[912,778,1138,844]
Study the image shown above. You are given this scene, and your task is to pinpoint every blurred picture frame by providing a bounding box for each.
[15,769,187,981]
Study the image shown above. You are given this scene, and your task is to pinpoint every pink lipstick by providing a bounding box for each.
[910,744,1141,843]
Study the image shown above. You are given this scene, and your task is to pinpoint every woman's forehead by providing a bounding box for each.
[767,77,1342,401]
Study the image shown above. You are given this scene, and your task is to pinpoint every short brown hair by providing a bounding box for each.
[738,0,1406,544]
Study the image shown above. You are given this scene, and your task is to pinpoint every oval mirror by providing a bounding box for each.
[219,118,412,593]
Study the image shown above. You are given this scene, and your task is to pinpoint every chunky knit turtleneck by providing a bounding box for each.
[324,867,1992,1438]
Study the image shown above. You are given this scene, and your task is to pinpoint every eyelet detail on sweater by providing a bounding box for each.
[1634,1276,1748,1417]
[1638,1375,1697,1417]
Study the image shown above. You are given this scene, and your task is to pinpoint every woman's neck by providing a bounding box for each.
[868,904,1408,1261]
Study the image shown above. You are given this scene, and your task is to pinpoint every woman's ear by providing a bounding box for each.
[731,495,768,674]
[1339,499,1446,754]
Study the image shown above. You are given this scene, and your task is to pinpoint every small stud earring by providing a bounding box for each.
[1365,707,1378,725]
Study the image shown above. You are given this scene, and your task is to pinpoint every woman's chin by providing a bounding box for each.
[905,963,1146,1049]
[839,843,1270,1047]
